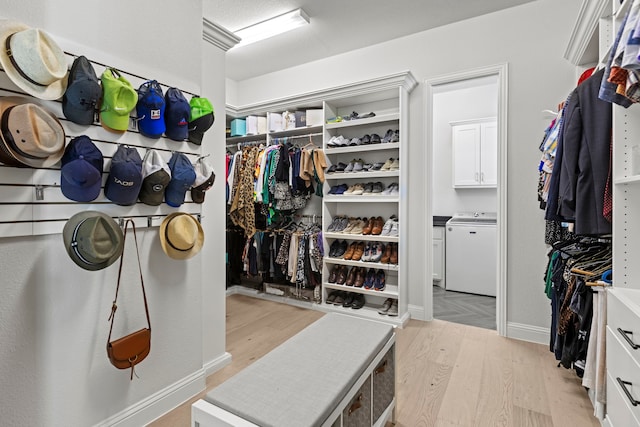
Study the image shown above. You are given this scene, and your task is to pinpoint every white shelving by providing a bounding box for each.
[321,74,415,326]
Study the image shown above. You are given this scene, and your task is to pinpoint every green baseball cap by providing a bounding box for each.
[100,68,137,132]
[188,96,215,145]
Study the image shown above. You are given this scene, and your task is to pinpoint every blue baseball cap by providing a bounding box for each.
[60,135,104,202]
[164,87,190,141]
[104,145,143,205]
[136,80,165,139]
[165,152,196,207]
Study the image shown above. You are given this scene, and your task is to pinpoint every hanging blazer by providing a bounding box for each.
[556,68,612,236]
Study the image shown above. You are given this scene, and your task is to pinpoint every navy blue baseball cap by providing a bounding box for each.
[164,87,190,141]
[165,152,196,207]
[136,80,165,139]
[62,56,101,125]
[60,135,104,202]
[104,145,143,205]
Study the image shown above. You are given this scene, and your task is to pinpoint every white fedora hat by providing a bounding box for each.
[0,20,68,100]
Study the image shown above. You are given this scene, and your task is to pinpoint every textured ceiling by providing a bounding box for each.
[204,0,536,82]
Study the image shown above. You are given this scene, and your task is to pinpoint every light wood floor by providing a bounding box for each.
[149,294,600,427]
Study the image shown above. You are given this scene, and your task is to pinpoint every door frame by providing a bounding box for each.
[423,63,508,336]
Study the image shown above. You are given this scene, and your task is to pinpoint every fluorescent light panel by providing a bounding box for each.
[234,8,309,47]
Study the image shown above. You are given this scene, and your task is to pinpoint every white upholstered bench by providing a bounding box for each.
[191,312,396,427]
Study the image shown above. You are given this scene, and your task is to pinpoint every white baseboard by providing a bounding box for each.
[506,322,549,345]
[94,369,206,427]
[204,352,232,377]
[408,304,427,321]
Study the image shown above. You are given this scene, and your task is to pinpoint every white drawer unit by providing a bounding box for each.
[606,288,640,426]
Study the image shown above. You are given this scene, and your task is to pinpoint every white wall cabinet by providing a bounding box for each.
[451,118,497,188]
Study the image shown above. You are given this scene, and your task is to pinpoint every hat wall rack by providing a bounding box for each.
[0,47,209,238]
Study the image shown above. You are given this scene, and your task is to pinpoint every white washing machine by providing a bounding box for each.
[445,212,497,297]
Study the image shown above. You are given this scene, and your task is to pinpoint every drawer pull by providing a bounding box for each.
[374,360,387,375]
[617,328,640,350]
[616,377,640,407]
[348,393,362,415]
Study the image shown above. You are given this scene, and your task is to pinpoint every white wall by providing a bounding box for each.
[432,76,498,216]
[227,0,581,335]
[0,2,227,426]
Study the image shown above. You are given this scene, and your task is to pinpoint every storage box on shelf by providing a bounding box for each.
[321,85,411,326]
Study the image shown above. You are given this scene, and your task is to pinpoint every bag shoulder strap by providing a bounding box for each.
[108,219,151,342]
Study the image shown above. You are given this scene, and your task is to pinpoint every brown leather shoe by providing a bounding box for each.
[352,242,365,261]
[343,242,357,260]
[329,265,339,282]
[371,216,384,235]
[380,243,392,264]
[336,265,348,284]
[354,267,365,287]
[345,267,356,286]
[361,217,373,235]
[390,243,398,265]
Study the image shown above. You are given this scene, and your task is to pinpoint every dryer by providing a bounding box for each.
[445,212,497,297]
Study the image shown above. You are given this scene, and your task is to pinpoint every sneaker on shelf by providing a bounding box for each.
[349,218,366,235]
[344,184,357,195]
[370,133,382,144]
[380,215,397,235]
[362,162,373,171]
[378,298,393,314]
[370,242,384,263]
[326,116,343,124]
[361,242,372,262]
[363,268,376,289]
[344,159,356,173]
[352,159,364,172]
[342,292,355,307]
[374,269,386,291]
[333,184,349,195]
[333,291,347,305]
[389,183,400,196]
[326,291,339,304]
[382,129,394,143]
[390,158,399,170]
[381,158,394,171]
[361,134,371,144]
[372,182,384,194]
[335,162,348,172]
[342,217,358,233]
[389,220,399,237]
[351,184,365,195]
[387,299,398,316]
[391,129,400,143]
[371,161,384,171]
[350,137,362,146]
[381,183,395,196]
[327,216,341,231]
[327,164,338,174]
[336,216,350,232]
[362,182,374,195]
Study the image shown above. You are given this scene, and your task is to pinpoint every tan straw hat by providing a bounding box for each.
[0,96,66,168]
[159,212,204,260]
[0,20,69,100]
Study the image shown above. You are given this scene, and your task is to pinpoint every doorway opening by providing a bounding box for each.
[424,64,508,335]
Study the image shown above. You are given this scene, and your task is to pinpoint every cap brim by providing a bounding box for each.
[62,98,96,126]
[159,212,204,260]
[60,164,102,202]
[62,210,124,271]
[187,131,204,145]
[0,96,66,167]
[100,111,130,132]
[164,187,188,207]
[0,21,68,100]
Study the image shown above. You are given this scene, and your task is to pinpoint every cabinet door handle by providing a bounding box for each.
[481,172,485,182]
[348,393,363,415]
[475,172,479,182]
[617,377,640,406]
[374,360,388,375]
[617,328,640,350]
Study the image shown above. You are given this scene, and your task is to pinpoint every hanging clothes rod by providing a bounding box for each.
[272,132,323,141]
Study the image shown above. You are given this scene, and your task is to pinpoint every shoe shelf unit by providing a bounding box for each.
[321,76,415,327]
[225,124,323,145]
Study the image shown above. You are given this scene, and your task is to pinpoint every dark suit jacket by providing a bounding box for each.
[556,68,612,236]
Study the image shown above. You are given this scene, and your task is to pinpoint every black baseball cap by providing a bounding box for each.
[62,56,101,125]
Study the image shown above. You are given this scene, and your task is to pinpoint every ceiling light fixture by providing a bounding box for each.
[233,8,310,48]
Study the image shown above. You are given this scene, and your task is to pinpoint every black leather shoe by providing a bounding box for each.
[351,293,366,309]
[334,240,348,258]
[342,292,355,307]
[329,240,340,257]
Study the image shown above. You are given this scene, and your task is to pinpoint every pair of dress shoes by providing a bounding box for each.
[328,240,348,258]
[326,290,365,309]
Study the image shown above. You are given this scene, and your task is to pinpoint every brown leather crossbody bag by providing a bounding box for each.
[107,219,151,380]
